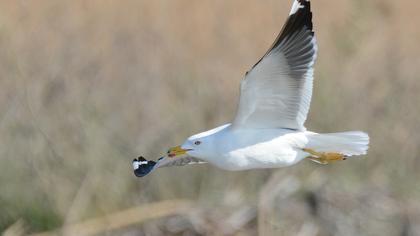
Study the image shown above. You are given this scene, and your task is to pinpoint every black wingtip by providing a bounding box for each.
[132,156,156,178]
[251,0,314,70]
[278,0,313,44]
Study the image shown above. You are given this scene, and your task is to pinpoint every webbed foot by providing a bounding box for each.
[303,148,347,164]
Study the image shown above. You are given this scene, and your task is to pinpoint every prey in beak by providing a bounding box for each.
[167,146,192,158]
[132,156,156,177]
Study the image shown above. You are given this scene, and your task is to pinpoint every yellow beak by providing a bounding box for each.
[167,146,191,158]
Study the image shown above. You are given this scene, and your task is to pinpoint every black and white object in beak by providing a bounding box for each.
[132,156,156,177]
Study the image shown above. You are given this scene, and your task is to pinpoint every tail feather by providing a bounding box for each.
[306,131,369,156]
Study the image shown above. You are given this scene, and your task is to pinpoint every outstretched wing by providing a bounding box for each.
[232,0,317,131]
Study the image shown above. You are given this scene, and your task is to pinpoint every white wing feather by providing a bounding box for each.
[233,0,317,131]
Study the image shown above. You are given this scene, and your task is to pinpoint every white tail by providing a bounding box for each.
[306,131,369,156]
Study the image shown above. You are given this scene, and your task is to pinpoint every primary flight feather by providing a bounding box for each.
[133,0,369,177]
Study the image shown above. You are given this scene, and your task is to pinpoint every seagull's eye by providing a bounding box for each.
[194,141,201,145]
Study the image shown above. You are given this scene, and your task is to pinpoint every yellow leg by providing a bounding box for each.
[303,148,347,164]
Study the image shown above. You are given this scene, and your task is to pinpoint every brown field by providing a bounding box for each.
[1,0,420,235]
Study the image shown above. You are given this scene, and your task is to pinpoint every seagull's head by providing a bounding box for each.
[166,138,210,160]
[166,124,230,160]
[167,133,216,160]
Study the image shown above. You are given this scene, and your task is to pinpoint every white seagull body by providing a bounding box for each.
[133,0,369,177]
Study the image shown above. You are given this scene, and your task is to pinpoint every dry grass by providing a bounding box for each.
[1,0,420,235]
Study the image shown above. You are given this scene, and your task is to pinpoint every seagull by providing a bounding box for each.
[133,0,369,178]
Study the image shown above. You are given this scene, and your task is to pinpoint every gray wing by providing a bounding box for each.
[232,0,317,131]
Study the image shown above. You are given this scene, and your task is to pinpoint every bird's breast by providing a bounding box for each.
[207,129,308,170]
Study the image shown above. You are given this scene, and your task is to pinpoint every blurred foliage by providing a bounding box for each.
[0,0,419,235]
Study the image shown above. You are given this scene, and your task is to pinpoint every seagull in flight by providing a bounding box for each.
[133,0,369,177]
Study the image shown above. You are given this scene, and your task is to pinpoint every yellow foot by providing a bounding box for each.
[303,148,347,164]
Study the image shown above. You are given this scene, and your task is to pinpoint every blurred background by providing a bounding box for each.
[1,0,419,235]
